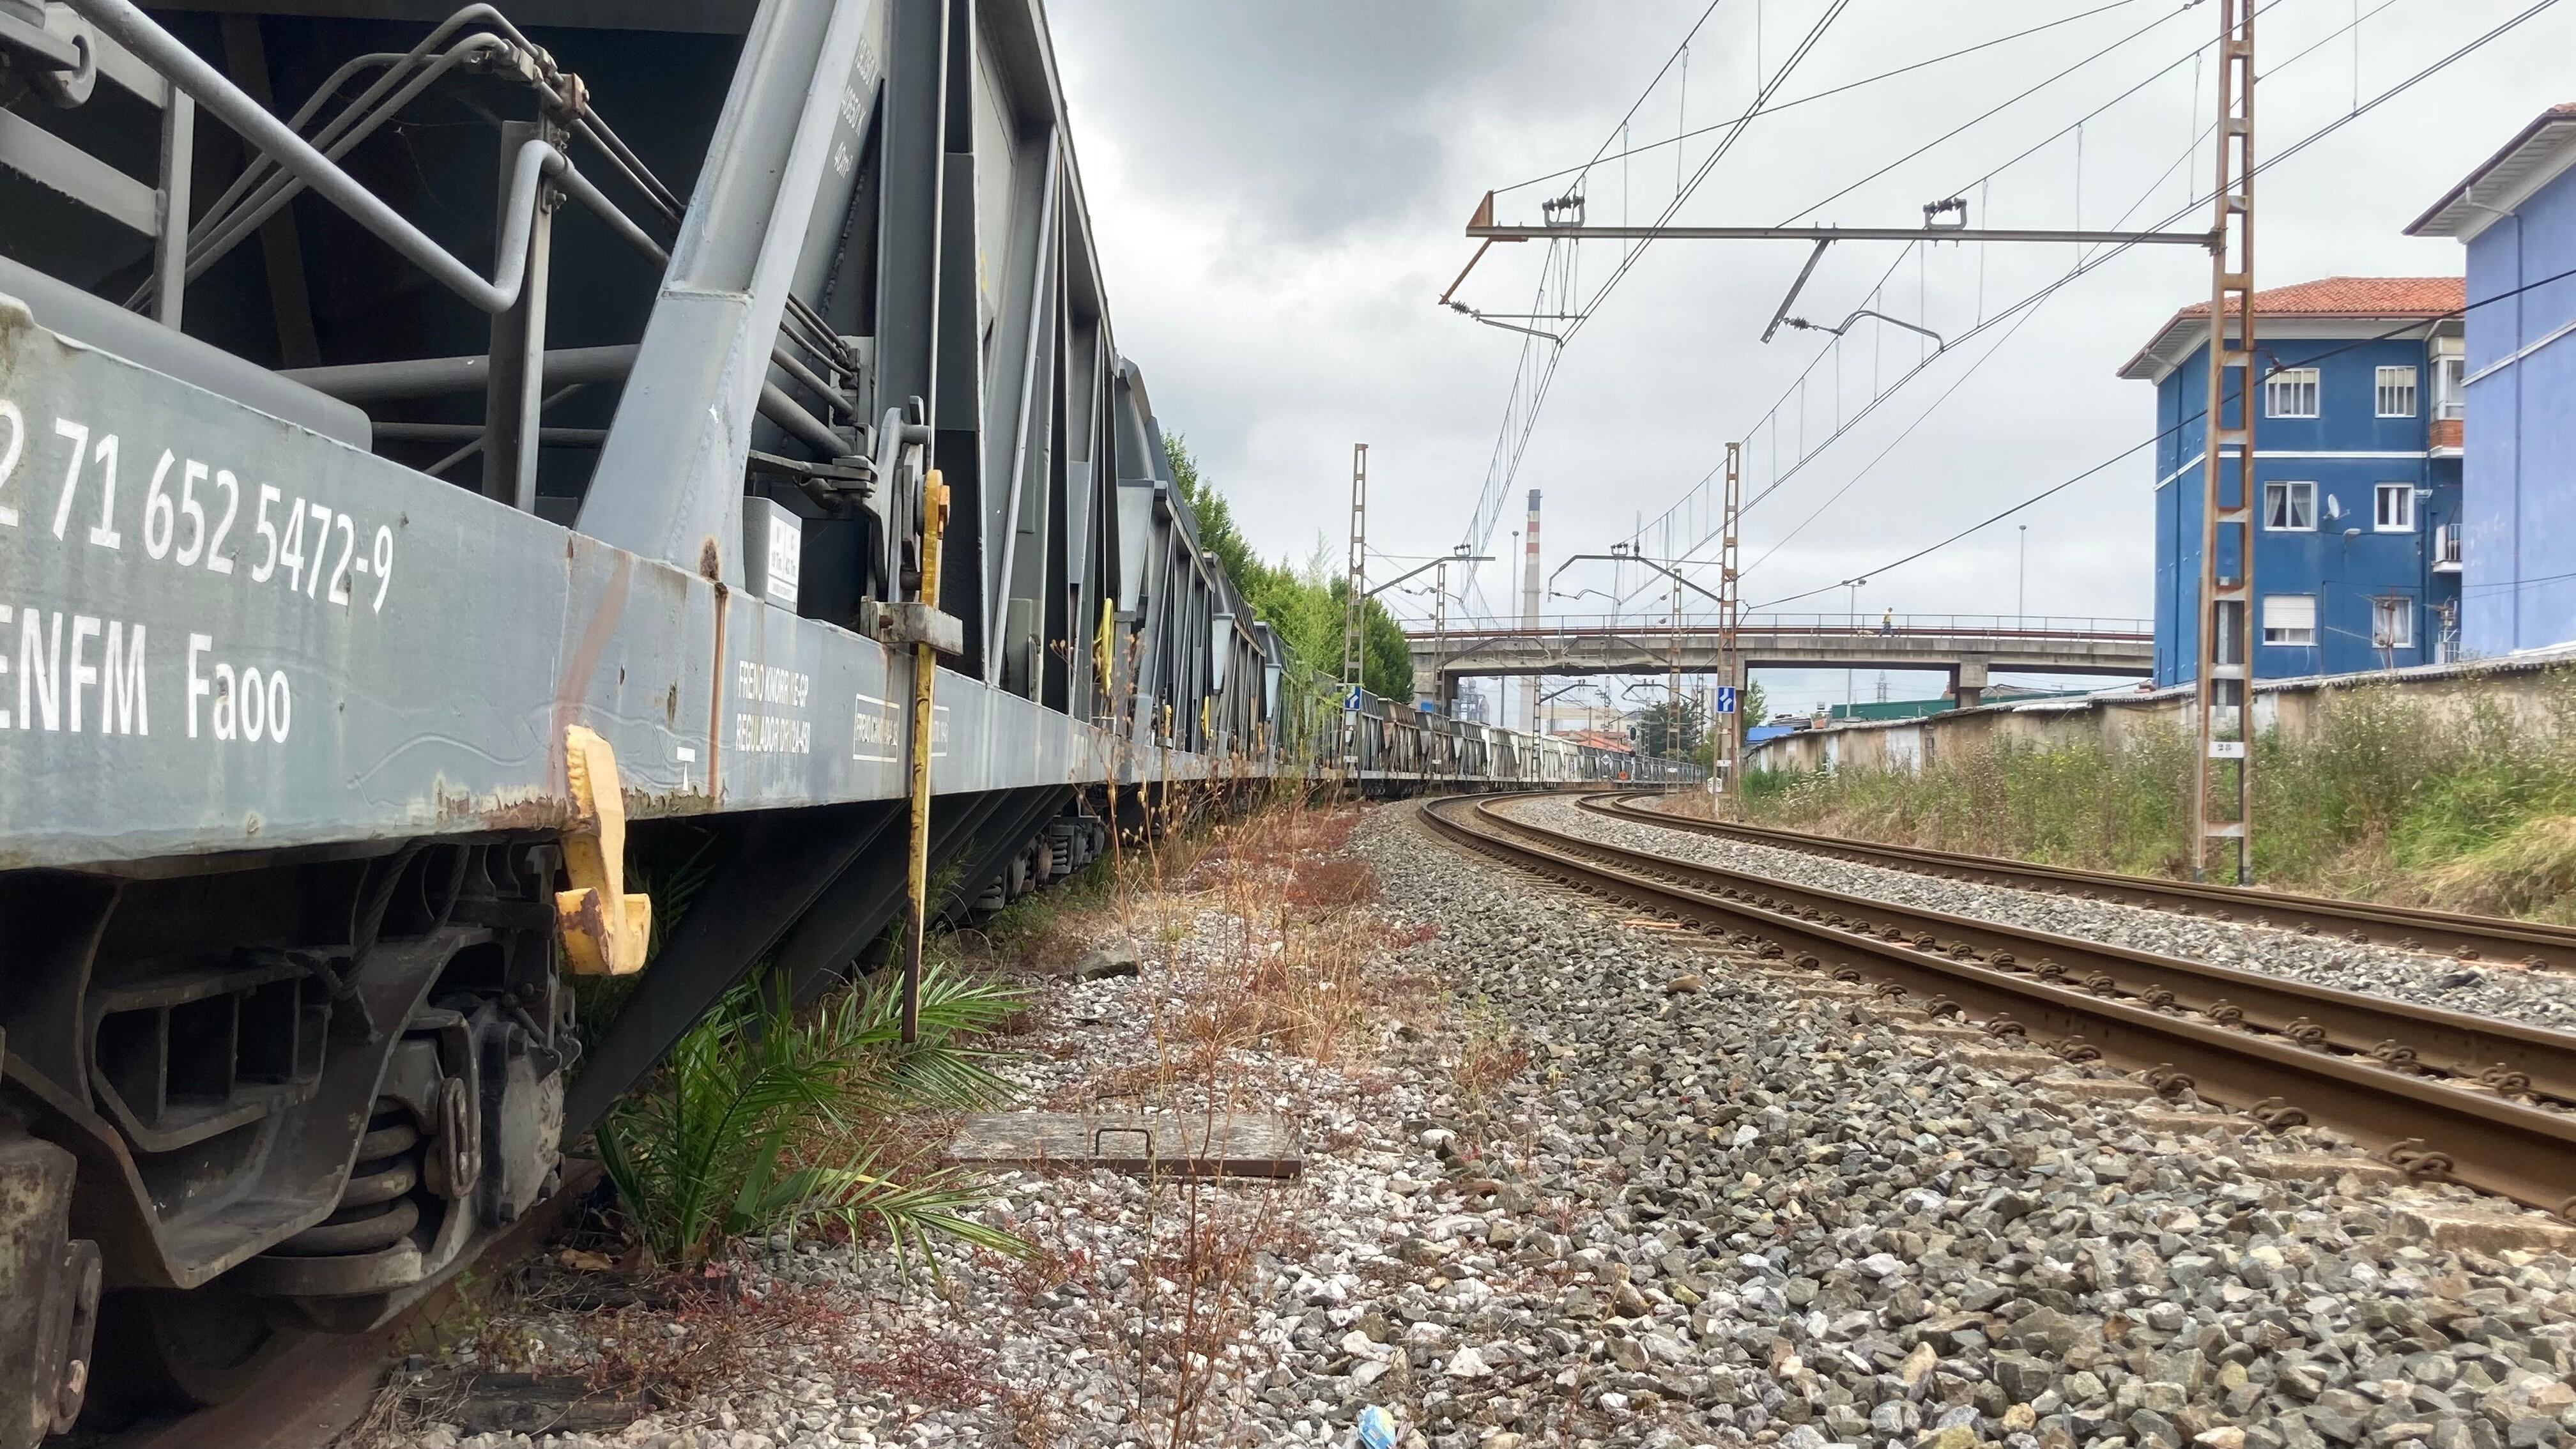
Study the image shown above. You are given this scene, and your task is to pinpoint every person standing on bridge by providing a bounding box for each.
[1880,608,1895,636]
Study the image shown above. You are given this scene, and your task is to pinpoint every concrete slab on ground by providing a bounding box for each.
[946,1112,1303,1179]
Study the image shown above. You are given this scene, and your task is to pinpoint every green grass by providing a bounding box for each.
[1742,668,2576,919]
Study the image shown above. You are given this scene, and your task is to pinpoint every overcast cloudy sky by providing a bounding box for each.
[1046,0,2573,714]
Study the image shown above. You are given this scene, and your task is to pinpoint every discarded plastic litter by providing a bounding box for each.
[1355,1404,1399,1449]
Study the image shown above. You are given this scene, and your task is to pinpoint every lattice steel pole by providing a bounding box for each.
[1667,564,1684,763]
[1717,441,1744,805]
[1433,556,1450,712]
[2195,0,2257,884]
[1341,443,1368,765]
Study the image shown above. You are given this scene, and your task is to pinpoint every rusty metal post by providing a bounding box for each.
[901,470,951,1043]
[2194,0,2256,883]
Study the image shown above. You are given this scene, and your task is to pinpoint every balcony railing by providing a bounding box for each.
[1412,612,2154,642]
[2434,525,2464,573]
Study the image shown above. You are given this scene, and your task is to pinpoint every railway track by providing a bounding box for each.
[1582,791,2576,972]
[1422,793,2576,1220]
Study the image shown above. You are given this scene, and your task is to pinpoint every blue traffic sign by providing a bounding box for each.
[1344,685,1364,710]
[1715,686,1738,715]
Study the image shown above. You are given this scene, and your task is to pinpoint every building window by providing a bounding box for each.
[2371,597,2414,650]
[2375,366,2418,417]
[2263,594,2317,647]
[2435,353,2465,421]
[2264,480,2317,531]
[2265,367,2320,418]
[2375,482,2416,532]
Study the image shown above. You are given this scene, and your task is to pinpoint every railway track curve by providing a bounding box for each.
[1582,792,2576,973]
[1420,792,2576,1221]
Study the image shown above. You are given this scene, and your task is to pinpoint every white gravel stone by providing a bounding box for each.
[1512,795,2576,1033]
[377,801,2576,1449]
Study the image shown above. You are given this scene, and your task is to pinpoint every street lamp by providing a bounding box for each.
[1844,576,1868,719]
[2018,525,2029,623]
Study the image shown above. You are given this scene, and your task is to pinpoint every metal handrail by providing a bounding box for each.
[71,0,661,316]
[1416,612,2153,640]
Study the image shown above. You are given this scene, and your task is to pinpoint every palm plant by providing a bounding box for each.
[593,963,1029,1271]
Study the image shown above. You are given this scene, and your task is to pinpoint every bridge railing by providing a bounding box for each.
[1414,612,2154,642]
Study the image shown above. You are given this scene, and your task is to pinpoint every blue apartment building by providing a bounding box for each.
[2122,278,2465,686]
[2407,105,2576,657]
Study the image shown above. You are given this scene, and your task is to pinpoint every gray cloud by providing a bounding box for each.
[1048,0,2575,708]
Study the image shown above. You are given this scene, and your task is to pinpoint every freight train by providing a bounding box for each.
[0,0,1692,1435]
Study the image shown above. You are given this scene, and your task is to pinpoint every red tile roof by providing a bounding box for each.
[2168,276,2463,319]
[2117,277,2464,379]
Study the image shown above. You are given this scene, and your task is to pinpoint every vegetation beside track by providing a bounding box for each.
[1733,670,2576,919]
[1167,434,1414,707]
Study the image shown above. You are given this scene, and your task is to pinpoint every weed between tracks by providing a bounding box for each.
[1022,789,1404,1446]
[373,788,1435,1448]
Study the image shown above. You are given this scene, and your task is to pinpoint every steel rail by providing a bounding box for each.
[1590,792,2576,972]
[1542,797,2576,1103]
[1420,795,2576,1219]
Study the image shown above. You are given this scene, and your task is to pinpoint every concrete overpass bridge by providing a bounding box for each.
[1411,613,2156,709]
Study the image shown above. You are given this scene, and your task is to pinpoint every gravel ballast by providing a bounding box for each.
[388,801,2576,1449]
[1503,795,2576,1035]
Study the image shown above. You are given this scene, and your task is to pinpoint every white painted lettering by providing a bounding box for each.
[301,503,332,597]
[49,418,86,539]
[86,434,119,549]
[278,498,309,592]
[369,524,392,609]
[0,604,10,728]
[100,622,144,735]
[325,512,354,604]
[266,667,289,743]
[19,608,60,731]
[239,665,265,742]
[187,633,211,739]
[175,459,207,565]
[0,400,22,528]
[250,486,281,581]
[68,615,98,733]
[212,661,236,741]
[205,470,238,574]
[143,450,174,558]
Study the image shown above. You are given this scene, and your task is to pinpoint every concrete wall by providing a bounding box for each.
[1745,645,2576,776]
[2462,162,2576,654]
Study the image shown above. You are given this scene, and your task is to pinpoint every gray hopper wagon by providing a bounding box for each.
[0,0,1696,1433]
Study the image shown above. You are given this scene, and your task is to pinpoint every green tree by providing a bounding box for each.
[1167,434,1412,702]
[1634,698,1705,759]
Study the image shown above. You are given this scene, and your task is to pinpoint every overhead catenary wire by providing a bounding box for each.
[1616,0,2401,578]
[1490,0,2154,199]
[1735,102,2221,579]
[1747,259,2576,611]
[1457,0,1850,563]
[1615,0,2321,569]
[1638,0,2544,594]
